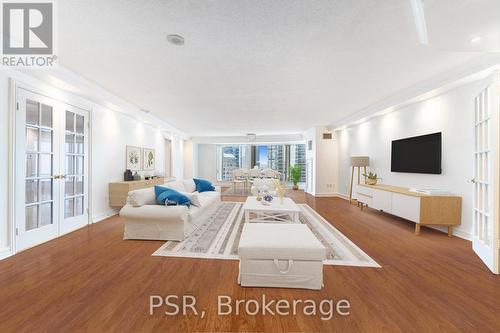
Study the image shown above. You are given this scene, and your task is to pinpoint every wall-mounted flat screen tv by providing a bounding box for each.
[391,132,442,174]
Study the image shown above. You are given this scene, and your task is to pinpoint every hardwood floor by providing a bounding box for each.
[0,192,499,332]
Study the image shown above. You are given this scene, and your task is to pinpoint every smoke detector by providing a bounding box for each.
[167,34,185,46]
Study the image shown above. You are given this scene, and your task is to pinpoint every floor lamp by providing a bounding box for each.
[349,156,370,204]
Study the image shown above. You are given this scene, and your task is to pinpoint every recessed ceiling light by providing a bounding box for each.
[167,34,185,46]
[471,36,482,43]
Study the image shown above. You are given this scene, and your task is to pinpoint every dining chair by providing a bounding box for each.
[263,168,276,179]
[247,168,261,186]
[232,168,247,191]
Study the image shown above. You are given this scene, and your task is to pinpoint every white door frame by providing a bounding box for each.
[472,72,500,274]
[8,79,93,254]
[494,75,500,274]
[59,105,91,236]
[14,89,62,250]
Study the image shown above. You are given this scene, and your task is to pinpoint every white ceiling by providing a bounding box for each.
[58,0,500,136]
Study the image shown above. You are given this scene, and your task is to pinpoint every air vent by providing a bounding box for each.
[246,133,256,141]
[323,133,333,140]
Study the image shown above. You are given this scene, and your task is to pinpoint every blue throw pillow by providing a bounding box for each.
[154,186,191,206]
[193,178,215,193]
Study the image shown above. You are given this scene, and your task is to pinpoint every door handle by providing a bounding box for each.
[470,178,476,184]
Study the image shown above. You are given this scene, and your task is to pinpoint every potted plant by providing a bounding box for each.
[290,165,302,190]
[363,172,381,185]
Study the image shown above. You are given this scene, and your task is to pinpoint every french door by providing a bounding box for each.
[472,77,499,274]
[15,88,90,251]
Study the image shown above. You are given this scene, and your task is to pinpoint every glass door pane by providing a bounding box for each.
[24,100,54,231]
[64,111,85,219]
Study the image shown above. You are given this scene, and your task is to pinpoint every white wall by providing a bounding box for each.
[195,144,218,182]
[0,70,182,258]
[304,126,338,196]
[91,108,166,222]
[171,136,184,180]
[183,139,194,179]
[337,79,489,239]
[314,127,338,196]
[0,74,11,256]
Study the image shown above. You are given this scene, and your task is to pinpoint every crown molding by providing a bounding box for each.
[328,53,500,130]
[16,66,187,138]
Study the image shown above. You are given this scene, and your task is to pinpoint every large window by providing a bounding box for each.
[219,144,306,182]
[221,146,240,181]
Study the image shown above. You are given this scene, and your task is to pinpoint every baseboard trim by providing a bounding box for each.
[427,225,472,241]
[335,192,349,200]
[0,247,13,260]
[314,192,349,199]
[314,193,337,197]
[92,209,119,223]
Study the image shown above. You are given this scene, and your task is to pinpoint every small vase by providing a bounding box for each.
[366,178,377,185]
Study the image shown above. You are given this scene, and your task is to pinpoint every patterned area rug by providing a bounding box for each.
[153,202,380,267]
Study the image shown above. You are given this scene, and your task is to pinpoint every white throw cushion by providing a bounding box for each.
[180,191,201,207]
[128,187,156,207]
[238,223,326,261]
[197,191,219,207]
[163,180,186,192]
[183,179,197,193]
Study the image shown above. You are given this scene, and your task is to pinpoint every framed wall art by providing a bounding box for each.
[142,148,156,171]
[126,146,141,171]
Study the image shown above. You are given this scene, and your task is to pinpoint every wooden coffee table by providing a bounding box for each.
[242,196,301,223]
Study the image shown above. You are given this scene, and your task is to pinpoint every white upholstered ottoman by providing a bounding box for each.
[238,223,326,290]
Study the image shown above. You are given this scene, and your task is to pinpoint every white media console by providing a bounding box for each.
[354,183,462,236]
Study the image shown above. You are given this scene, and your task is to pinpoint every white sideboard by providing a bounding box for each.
[355,184,462,236]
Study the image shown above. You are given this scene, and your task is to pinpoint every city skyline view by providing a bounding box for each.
[220,144,306,182]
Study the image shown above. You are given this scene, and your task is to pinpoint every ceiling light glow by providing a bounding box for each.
[410,0,429,45]
[471,36,482,43]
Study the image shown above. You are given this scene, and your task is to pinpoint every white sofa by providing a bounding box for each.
[119,179,221,241]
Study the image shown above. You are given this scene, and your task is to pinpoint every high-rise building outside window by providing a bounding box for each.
[219,144,306,182]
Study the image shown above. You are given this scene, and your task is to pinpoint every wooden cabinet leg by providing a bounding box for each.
[415,224,421,236]
[447,226,453,237]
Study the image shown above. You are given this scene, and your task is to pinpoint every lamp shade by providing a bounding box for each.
[350,156,370,167]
